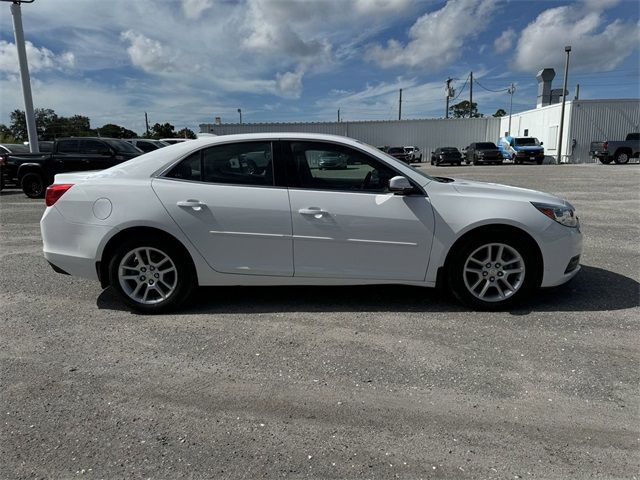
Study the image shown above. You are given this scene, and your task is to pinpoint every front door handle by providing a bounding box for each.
[298,207,328,218]
[177,199,206,211]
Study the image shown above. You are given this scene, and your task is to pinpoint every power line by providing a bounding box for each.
[473,78,510,93]
[450,74,470,102]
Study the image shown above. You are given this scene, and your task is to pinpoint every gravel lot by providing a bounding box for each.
[1,164,638,479]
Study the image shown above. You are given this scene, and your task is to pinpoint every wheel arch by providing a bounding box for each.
[614,147,632,158]
[17,163,47,182]
[97,226,198,289]
[437,223,544,289]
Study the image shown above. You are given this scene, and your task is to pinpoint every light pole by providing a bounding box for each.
[556,45,571,164]
[507,83,516,136]
[237,108,242,124]
[3,0,39,152]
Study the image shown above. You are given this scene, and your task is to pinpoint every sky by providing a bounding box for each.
[0,0,638,136]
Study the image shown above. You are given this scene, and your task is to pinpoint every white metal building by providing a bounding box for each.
[200,99,639,164]
[499,99,640,163]
[201,117,501,162]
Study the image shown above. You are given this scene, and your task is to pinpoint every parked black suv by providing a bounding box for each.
[464,142,503,165]
[431,147,463,166]
[3,137,142,198]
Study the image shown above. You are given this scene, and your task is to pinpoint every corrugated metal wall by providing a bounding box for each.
[569,100,640,163]
[498,99,640,163]
[201,118,501,161]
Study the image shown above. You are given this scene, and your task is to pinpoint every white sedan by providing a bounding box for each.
[40,133,582,313]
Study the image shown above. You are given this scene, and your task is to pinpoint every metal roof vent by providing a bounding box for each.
[536,68,556,108]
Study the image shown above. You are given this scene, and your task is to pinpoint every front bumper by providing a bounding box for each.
[538,222,583,287]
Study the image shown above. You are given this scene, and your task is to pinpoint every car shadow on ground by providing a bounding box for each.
[0,189,25,197]
[96,265,639,315]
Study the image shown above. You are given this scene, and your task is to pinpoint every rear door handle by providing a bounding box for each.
[298,207,328,218]
[177,199,206,210]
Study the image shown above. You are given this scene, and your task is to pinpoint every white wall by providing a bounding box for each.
[499,99,640,163]
[201,117,501,162]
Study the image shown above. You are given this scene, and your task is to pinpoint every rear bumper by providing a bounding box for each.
[40,205,114,280]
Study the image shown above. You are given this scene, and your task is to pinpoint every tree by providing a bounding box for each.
[10,108,59,141]
[150,122,175,139]
[97,123,138,138]
[0,124,17,143]
[175,127,196,139]
[449,101,482,118]
[493,109,507,117]
[9,108,94,140]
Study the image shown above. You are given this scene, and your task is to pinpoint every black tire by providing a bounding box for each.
[447,230,540,310]
[21,172,45,198]
[536,159,543,165]
[599,157,613,164]
[108,237,195,313]
[614,151,630,164]
[430,159,435,165]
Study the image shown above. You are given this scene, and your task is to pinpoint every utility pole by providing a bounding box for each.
[557,45,571,164]
[398,88,402,121]
[5,0,39,152]
[144,112,149,137]
[574,83,580,100]
[237,108,242,124]
[445,78,452,118]
[469,71,473,118]
[337,108,340,122]
[507,83,516,136]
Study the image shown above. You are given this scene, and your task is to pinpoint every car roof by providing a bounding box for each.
[86,132,424,182]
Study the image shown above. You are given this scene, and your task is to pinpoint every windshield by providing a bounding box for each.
[476,142,497,149]
[104,139,142,153]
[515,137,540,146]
[441,147,458,152]
[387,147,404,154]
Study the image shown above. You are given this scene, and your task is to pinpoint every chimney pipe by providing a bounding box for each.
[536,68,555,108]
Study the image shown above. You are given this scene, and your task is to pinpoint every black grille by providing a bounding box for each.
[564,255,580,274]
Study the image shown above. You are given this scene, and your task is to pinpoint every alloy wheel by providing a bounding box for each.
[462,242,525,302]
[118,247,178,304]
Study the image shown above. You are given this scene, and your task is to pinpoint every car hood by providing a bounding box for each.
[451,178,571,207]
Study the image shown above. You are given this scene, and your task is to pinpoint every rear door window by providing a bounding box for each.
[57,140,79,153]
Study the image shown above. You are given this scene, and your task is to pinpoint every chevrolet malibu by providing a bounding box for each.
[40,133,582,313]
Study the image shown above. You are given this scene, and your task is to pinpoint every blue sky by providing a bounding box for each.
[0,0,638,136]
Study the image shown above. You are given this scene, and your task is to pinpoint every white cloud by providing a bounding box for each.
[494,29,515,54]
[354,0,412,15]
[366,0,498,70]
[276,68,305,98]
[181,0,215,19]
[0,41,74,74]
[514,4,640,72]
[120,30,178,74]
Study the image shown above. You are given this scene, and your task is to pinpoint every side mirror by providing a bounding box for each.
[389,176,414,194]
[540,142,544,146]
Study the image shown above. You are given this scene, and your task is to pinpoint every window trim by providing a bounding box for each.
[160,140,277,188]
[280,140,426,196]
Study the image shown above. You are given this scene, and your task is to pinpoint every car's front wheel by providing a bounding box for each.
[448,233,538,310]
[108,238,194,313]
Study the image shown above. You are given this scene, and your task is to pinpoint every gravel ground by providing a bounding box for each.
[1,164,639,479]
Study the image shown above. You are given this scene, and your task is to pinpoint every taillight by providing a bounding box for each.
[603,141,608,151]
[45,183,74,207]
[0,154,6,166]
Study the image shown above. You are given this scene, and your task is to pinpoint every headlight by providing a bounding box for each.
[532,202,579,228]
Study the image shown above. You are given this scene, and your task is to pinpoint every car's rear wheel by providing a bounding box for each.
[448,233,538,310]
[614,151,630,164]
[599,157,613,164]
[21,172,45,198]
[108,238,194,313]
